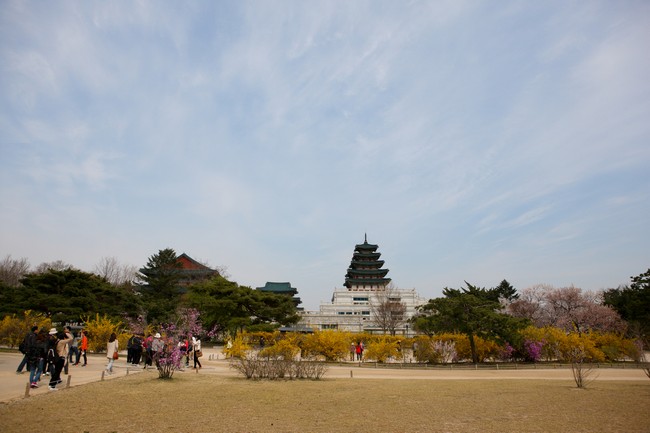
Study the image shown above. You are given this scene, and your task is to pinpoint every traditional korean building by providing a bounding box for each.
[300,236,425,335]
[139,253,219,290]
[256,281,303,310]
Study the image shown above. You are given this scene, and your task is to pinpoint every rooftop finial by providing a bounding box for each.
[364,232,367,243]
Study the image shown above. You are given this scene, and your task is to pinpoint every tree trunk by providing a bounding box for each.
[468,333,479,363]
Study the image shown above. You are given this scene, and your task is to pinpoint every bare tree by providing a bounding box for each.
[94,256,139,286]
[34,260,74,273]
[0,255,31,287]
[371,284,407,336]
[569,345,597,389]
[507,285,625,333]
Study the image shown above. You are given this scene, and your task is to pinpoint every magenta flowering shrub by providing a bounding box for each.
[524,339,544,362]
[499,343,515,361]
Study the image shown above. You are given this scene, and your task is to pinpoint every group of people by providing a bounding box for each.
[17,327,205,387]
[116,332,203,371]
[16,326,88,391]
[351,341,365,361]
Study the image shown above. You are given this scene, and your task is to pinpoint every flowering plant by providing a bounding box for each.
[524,339,544,362]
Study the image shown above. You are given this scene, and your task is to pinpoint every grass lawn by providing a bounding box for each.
[0,373,648,433]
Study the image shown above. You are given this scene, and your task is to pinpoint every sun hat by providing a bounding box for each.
[48,328,58,335]
[154,333,161,338]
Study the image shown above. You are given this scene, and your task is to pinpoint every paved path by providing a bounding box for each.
[1,349,647,403]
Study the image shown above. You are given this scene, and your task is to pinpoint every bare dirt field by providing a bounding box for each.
[0,351,648,433]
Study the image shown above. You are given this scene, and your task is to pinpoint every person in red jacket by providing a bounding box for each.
[76,329,88,366]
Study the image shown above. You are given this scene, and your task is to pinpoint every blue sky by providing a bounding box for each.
[1,1,648,310]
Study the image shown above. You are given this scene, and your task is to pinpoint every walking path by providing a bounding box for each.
[1,349,647,403]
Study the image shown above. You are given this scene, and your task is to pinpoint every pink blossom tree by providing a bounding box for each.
[507,285,625,334]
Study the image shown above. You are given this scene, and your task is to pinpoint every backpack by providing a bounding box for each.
[47,339,59,363]
[19,338,27,354]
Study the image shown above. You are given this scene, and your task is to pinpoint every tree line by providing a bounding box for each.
[412,269,650,362]
[0,249,299,338]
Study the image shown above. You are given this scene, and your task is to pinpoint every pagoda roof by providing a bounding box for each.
[350,260,385,268]
[346,268,389,277]
[355,242,378,252]
[344,277,391,287]
[353,252,381,260]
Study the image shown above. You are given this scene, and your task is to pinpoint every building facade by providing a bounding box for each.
[300,236,425,335]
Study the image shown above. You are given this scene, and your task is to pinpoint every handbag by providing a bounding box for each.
[196,350,203,358]
[112,350,119,360]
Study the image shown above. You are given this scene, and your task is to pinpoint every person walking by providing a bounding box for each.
[63,326,74,375]
[191,336,202,369]
[16,326,37,374]
[68,331,80,366]
[131,333,143,366]
[49,330,72,391]
[76,329,88,366]
[28,328,48,388]
[22,326,37,385]
[151,333,164,368]
[106,333,118,375]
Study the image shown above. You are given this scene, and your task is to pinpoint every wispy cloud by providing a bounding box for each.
[1,1,648,308]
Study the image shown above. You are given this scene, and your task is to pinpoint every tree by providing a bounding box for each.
[413,282,527,363]
[371,284,407,336]
[138,248,183,323]
[508,285,625,334]
[0,255,30,287]
[34,260,74,273]
[604,268,650,345]
[492,279,518,302]
[185,275,299,336]
[6,268,141,323]
[94,257,139,287]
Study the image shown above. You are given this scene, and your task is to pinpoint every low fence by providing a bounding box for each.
[347,361,650,371]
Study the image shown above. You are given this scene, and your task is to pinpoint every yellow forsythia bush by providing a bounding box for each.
[301,330,352,361]
[592,332,641,362]
[364,338,400,362]
[259,334,302,360]
[223,333,252,359]
[82,314,125,353]
[0,310,51,348]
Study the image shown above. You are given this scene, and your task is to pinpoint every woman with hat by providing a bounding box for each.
[48,329,72,391]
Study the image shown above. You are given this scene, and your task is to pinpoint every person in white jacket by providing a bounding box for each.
[191,336,202,369]
[106,333,119,375]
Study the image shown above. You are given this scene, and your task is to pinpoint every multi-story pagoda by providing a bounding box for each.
[300,235,425,335]
[344,234,391,291]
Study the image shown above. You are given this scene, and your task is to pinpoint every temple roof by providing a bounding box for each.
[256,281,298,294]
[139,253,218,276]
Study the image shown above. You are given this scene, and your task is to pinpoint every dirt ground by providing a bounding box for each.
[1,349,649,433]
[1,348,647,403]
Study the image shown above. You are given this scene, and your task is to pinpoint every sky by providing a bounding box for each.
[1,1,649,311]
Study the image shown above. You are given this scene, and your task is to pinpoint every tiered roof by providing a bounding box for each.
[344,234,391,290]
[256,282,302,309]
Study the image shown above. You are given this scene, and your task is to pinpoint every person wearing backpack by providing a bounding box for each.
[15,327,37,374]
[28,328,48,388]
[48,329,72,391]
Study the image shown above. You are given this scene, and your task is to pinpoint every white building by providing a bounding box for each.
[300,236,426,335]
